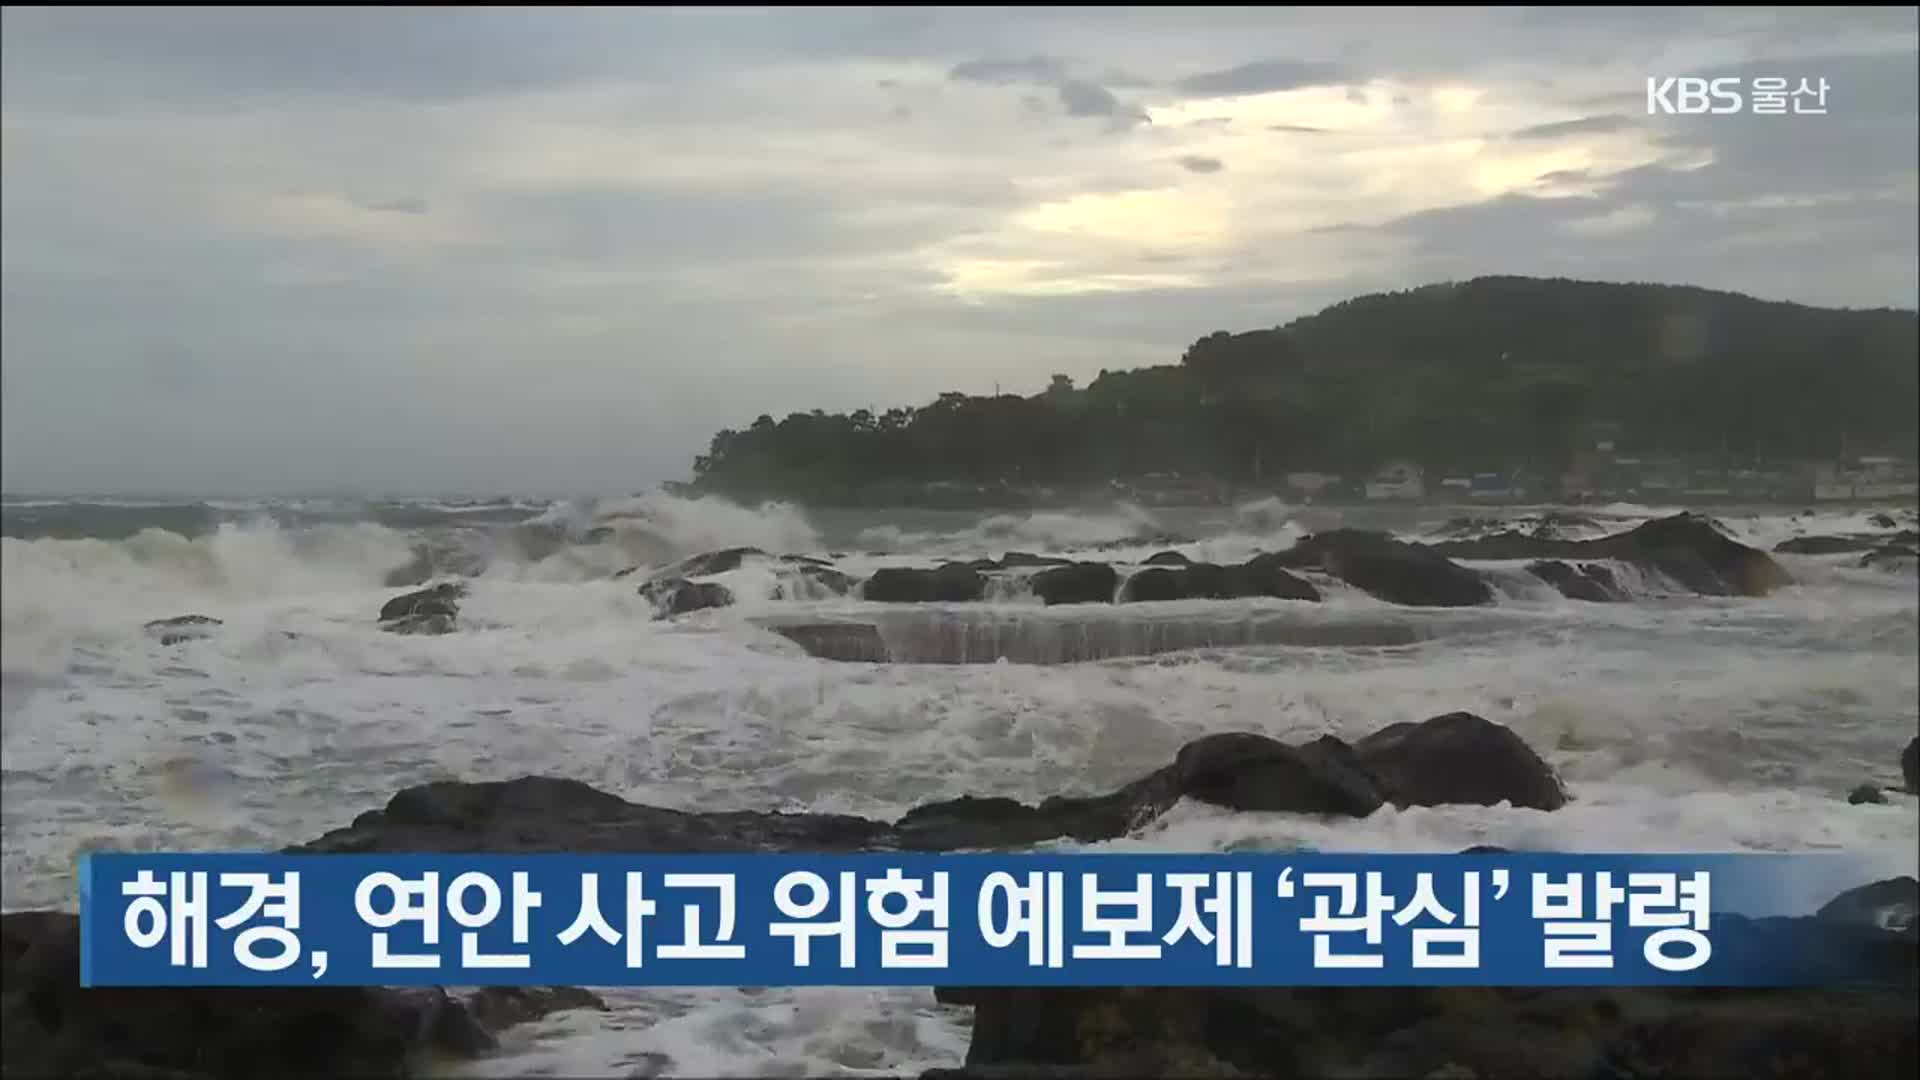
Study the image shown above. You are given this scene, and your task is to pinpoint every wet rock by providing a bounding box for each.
[0,910,518,1080]
[144,615,222,646]
[1860,545,1918,572]
[1905,736,1918,793]
[1776,535,1881,555]
[1352,711,1568,811]
[1029,563,1119,605]
[1435,512,1792,598]
[1816,876,1918,938]
[863,564,989,603]
[1144,550,1193,567]
[1173,732,1384,818]
[1525,560,1620,602]
[1870,513,1899,529]
[1272,530,1492,607]
[639,578,734,617]
[295,713,1557,858]
[1120,561,1320,604]
[377,582,462,635]
[661,546,766,578]
[1849,783,1888,805]
[764,620,890,662]
[999,552,1077,569]
[458,986,607,1032]
[775,562,857,598]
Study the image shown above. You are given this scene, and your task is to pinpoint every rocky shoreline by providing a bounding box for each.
[6,712,1917,1079]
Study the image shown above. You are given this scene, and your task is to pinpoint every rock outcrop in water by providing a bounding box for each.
[863,564,990,603]
[1524,560,1623,602]
[375,582,463,636]
[927,878,1918,1080]
[639,576,734,617]
[144,614,223,646]
[1268,530,1494,607]
[1433,512,1792,597]
[0,909,605,1080]
[1028,562,1119,605]
[291,712,1564,855]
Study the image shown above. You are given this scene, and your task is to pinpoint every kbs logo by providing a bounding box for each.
[1646,77,1743,115]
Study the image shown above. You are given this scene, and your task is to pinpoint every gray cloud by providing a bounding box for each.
[1175,58,1349,97]
[1510,114,1639,140]
[950,55,1071,86]
[1178,155,1224,174]
[1,8,1912,495]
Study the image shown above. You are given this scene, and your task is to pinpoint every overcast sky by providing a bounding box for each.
[3,7,1915,496]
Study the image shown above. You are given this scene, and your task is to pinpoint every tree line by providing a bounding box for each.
[688,276,1919,504]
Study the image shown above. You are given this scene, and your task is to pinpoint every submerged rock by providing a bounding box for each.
[0,910,602,1080]
[764,620,891,662]
[1776,535,1882,555]
[1849,783,1888,806]
[1118,560,1320,604]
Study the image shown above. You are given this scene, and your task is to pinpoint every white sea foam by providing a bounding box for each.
[2,489,1914,1077]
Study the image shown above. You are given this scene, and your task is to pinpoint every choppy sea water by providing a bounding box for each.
[3,491,1916,1077]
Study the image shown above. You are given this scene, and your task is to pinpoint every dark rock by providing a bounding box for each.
[662,546,766,578]
[1144,550,1193,567]
[1849,783,1888,805]
[144,615,222,646]
[1870,513,1899,529]
[1860,545,1918,572]
[764,620,891,662]
[1776,535,1880,555]
[458,986,607,1032]
[1272,530,1492,607]
[1000,552,1076,569]
[863,565,990,603]
[1434,512,1792,598]
[1119,561,1319,604]
[1173,732,1385,817]
[771,563,857,599]
[1353,711,1568,811]
[1117,567,1187,603]
[638,578,734,617]
[1227,557,1322,601]
[382,612,456,636]
[1029,563,1119,605]
[1905,736,1918,793]
[377,582,463,624]
[294,713,1556,857]
[1526,560,1619,602]
[1816,876,1918,937]
[0,909,541,1080]
[612,566,641,579]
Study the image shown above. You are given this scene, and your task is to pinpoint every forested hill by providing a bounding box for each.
[688,276,1919,503]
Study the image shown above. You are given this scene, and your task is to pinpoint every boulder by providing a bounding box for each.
[1434,512,1792,598]
[293,713,1558,856]
[639,578,734,617]
[1119,561,1319,603]
[377,582,462,636]
[1526,560,1620,602]
[1000,552,1076,569]
[1028,563,1119,605]
[661,546,766,578]
[0,910,603,1080]
[1272,530,1493,607]
[1227,557,1322,601]
[862,565,989,603]
[1860,545,1918,572]
[1143,550,1193,567]
[1352,711,1568,811]
[1870,513,1899,529]
[1849,783,1887,806]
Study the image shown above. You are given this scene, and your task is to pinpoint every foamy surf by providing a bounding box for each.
[3,488,1915,1077]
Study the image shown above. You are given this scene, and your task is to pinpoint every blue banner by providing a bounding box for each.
[76,851,1885,988]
